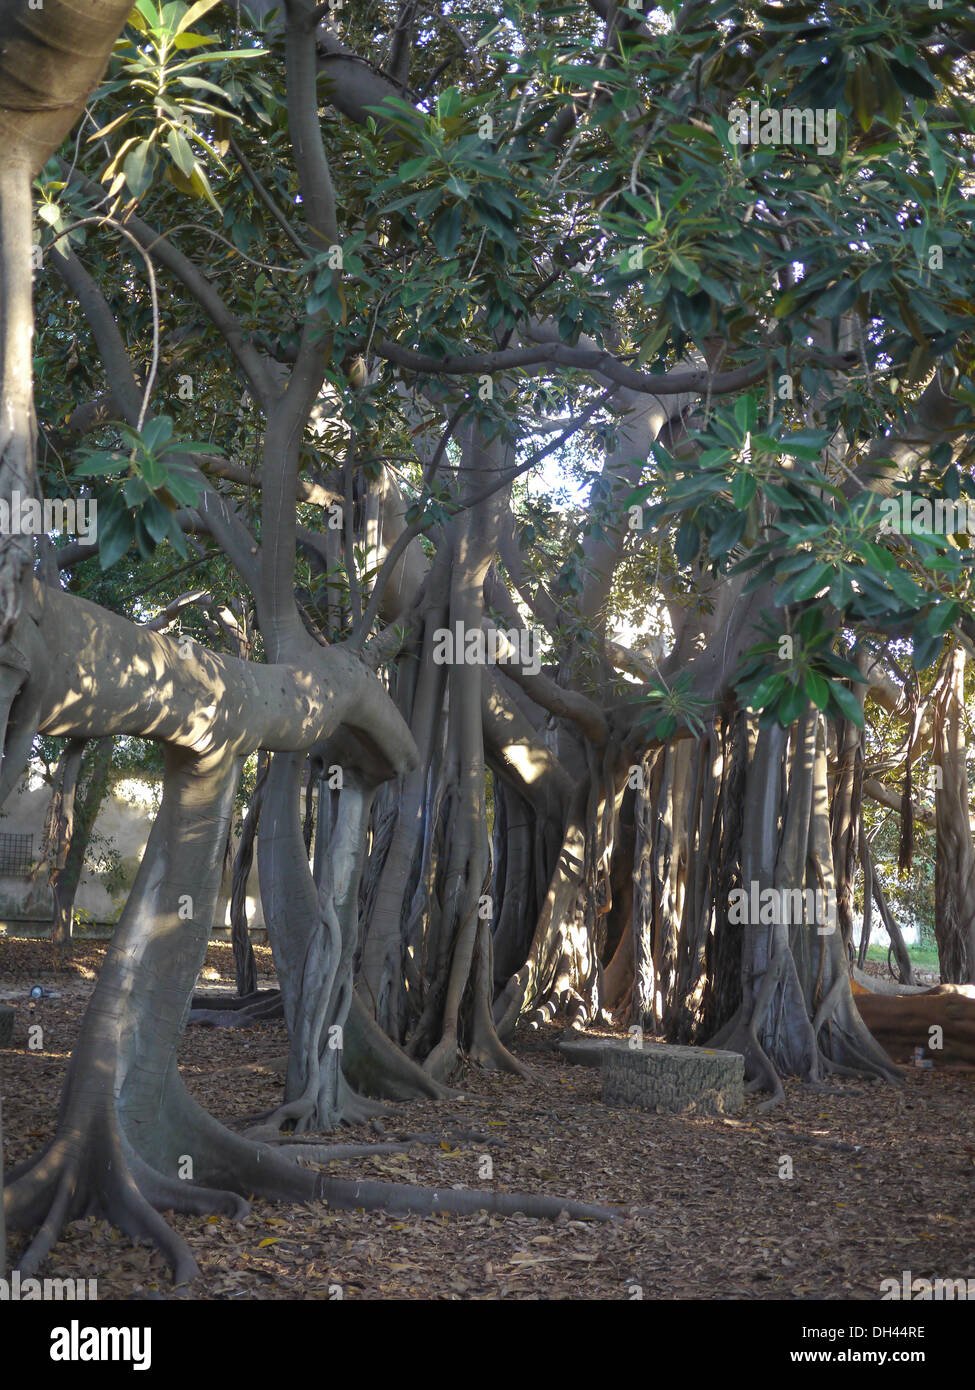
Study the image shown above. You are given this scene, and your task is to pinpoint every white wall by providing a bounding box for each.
[0,770,265,934]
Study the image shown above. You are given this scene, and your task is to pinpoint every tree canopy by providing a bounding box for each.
[2,0,975,1284]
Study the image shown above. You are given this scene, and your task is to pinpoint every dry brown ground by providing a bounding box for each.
[2,939,974,1300]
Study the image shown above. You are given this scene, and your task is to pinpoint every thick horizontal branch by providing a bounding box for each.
[375,336,857,398]
[861,776,935,830]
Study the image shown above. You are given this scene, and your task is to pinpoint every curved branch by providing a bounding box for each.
[375,336,857,398]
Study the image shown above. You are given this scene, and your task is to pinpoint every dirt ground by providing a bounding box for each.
[2,939,974,1300]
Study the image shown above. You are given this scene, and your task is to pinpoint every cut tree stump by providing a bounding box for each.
[557,1038,621,1068]
[602,1042,744,1116]
[0,1007,14,1046]
[853,983,975,1066]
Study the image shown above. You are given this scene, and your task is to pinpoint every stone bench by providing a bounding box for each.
[602,1041,743,1116]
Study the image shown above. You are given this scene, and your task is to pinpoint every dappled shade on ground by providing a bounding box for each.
[2,942,973,1299]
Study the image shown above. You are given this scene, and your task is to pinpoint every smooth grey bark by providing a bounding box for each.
[861,840,915,986]
[410,422,528,1080]
[488,778,538,988]
[26,734,113,945]
[0,1094,5,1280]
[1,578,431,1276]
[358,549,451,1037]
[708,713,900,1102]
[0,1,136,630]
[253,742,451,1133]
[229,752,267,997]
[933,645,975,982]
[0,157,35,642]
[3,579,617,1277]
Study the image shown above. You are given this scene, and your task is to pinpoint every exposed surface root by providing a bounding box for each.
[263,1126,504,1163]
[315,1176,622,1223]
[241,1068,393,1140]
[4,1063,616,1282]
[189,987,285,1026]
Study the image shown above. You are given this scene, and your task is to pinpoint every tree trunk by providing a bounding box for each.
[708,712,899,1100]
[230,751,268,998]
[862,840,915,986]
[933,645,975,982]
[49,737,113,944]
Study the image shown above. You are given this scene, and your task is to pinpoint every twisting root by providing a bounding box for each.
[4,1062,620,1284]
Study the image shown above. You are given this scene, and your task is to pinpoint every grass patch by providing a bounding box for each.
[865,942,940,971]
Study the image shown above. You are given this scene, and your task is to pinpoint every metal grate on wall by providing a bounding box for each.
[0,832,34,876]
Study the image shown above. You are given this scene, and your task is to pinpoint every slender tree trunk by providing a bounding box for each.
[0,157,36,638]
[230,751,268,998]
[49,737,113,944]
[0,1095,6,1282]
[830,702,864,952]
[933,645,975,982]
[862,839,915,985]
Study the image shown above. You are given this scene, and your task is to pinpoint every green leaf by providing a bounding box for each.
[778,682,808,726]
[436,87,463,120]
[911,626,944,671]
[925,600,960,637]
[746,673,787,711]
[675,519,700,566]
[446,175,471,201]
[829,567,854,609]
[805,669,830,711]
[175,0,221,34]
[140,494,173,544]
[187,161,220,210]
[821,651,863,683]
[123,476,151,507]
[732,473,756,510]
[173,75,230,97]
[98,503,135,571]
[816,279,858,318]
[74,451,126,478]
[828,681,864,727]
[171,32,219,49]
[708,509,746,556]
[140,454,167,490]
[398,156,433,180]
[123,140,155,199]
[925,130,947,189]
[430,203,462,259]
[166,126,196,177]
[733,395,757,435]
[159,471,201,506]
[139,416,175,454]
[788,562,833,602]
[850,63,874,133]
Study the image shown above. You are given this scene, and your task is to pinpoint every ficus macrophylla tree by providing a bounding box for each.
[2,0,975,1277]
